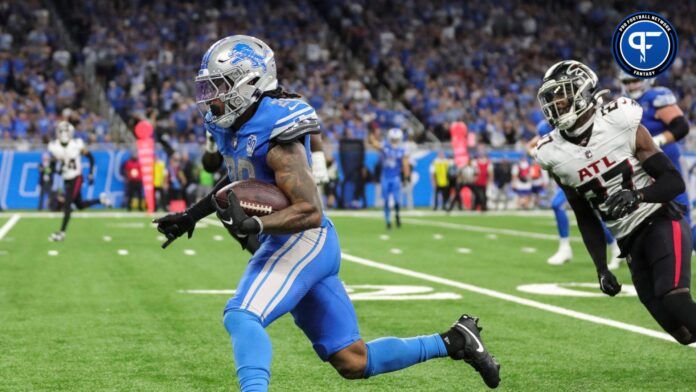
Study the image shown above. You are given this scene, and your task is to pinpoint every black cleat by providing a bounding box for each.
[386,222,392,230]
[395,215,401,228]
[442,315,500,388]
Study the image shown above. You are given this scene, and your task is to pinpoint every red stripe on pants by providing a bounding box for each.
[672,220,682,288]
[72,176,83,199]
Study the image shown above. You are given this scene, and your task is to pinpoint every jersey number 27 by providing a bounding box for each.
[575,159,636,221]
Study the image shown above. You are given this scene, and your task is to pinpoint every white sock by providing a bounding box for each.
[559,237,570,249]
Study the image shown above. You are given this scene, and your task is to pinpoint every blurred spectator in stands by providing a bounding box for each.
[167,152,186,203]
[530,161,547,208]
[122,154,143,211]
[448,160,478,212]
[430,150,450,210]
[512,159,533,210]
[473,150,492,211]
[493,159,512,210]
[37,152,53,210]
[153,156,168,211]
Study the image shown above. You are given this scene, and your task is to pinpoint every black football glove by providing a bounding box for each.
[605,190,642,220]
[598,269,622,297]
[229,231,262,254]
[153,212,195,249]
[212,190,262,236]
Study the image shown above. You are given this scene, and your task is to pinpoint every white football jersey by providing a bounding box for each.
[533,98,660,239]
[48,138,85,180]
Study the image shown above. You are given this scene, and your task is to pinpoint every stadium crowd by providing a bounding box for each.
[0,1,110,145]
[58,0,411,146]
[318,0,696,146]
[2,0,694,150]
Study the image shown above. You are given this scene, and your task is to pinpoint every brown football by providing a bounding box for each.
[215,179,290,216]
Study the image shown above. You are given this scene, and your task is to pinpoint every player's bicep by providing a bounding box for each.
[635,124,660,163]
[266,142,321,209]
[655,104,684,124]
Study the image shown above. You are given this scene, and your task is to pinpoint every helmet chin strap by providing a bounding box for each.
[564,111,595,137]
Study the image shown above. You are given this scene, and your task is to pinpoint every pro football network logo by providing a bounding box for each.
[612,12,678,78]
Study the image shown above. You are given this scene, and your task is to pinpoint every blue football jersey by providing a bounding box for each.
[636,86,681,162]
[381,143,405,180]
[206,96,319,185]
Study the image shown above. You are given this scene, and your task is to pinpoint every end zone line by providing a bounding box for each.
[341,252,695,348]
[0,213,20,240]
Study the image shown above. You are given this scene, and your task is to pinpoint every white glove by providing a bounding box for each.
[311,151,329,185]
[652,133,668,147]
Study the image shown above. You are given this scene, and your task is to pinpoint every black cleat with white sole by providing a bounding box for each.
[441,314,500,388]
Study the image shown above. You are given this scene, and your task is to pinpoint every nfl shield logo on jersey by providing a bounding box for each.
[585,150,593,159]
[246,135,257,157]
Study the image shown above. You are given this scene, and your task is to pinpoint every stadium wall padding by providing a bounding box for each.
[4,149,690,210]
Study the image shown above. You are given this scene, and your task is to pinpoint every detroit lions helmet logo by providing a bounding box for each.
[227,43,267,71]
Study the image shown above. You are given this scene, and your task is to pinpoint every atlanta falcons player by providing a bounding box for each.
[533,60,696,345]
[48,121,110,242]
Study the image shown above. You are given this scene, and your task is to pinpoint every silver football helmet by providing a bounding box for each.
[56,121,74,144]
[618,71,653,100]
[387,128,403,146]
[537,60,598,131]
[195,35,278,128]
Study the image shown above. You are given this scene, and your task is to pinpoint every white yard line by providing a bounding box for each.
[0,211,153,219]
[0,210,558,219]
[341,252,695,348]
[401,218,582,242]
[0,213,20,240]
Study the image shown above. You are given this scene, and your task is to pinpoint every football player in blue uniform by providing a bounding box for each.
[619,72,694,251]
[371,128,409,229]
[527,121,620,267]
[154,35,500,391]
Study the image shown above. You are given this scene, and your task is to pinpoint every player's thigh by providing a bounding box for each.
[225,225,340,326]
[628,245,658,306]
[644,217,693,297]
[291,274,362,361]
[63,178,77,208]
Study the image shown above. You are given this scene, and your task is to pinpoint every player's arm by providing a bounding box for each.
[368,132,383,151]
[310,133,329,184]
[81,148,96,184]
[402,155,411,180]
[259,141,323,234]
[557,177,607,271]
[154,174,261,253]
[525,136,540,156]
[652,103,689,146]
[555,174,622,296]
[605,124,685,219]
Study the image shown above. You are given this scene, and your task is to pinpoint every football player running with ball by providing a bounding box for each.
[48,121,110,242]
[533,60,696,345]
[153,35,500,391]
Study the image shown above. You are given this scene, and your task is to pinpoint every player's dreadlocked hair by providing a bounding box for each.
[261,86,303,100]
